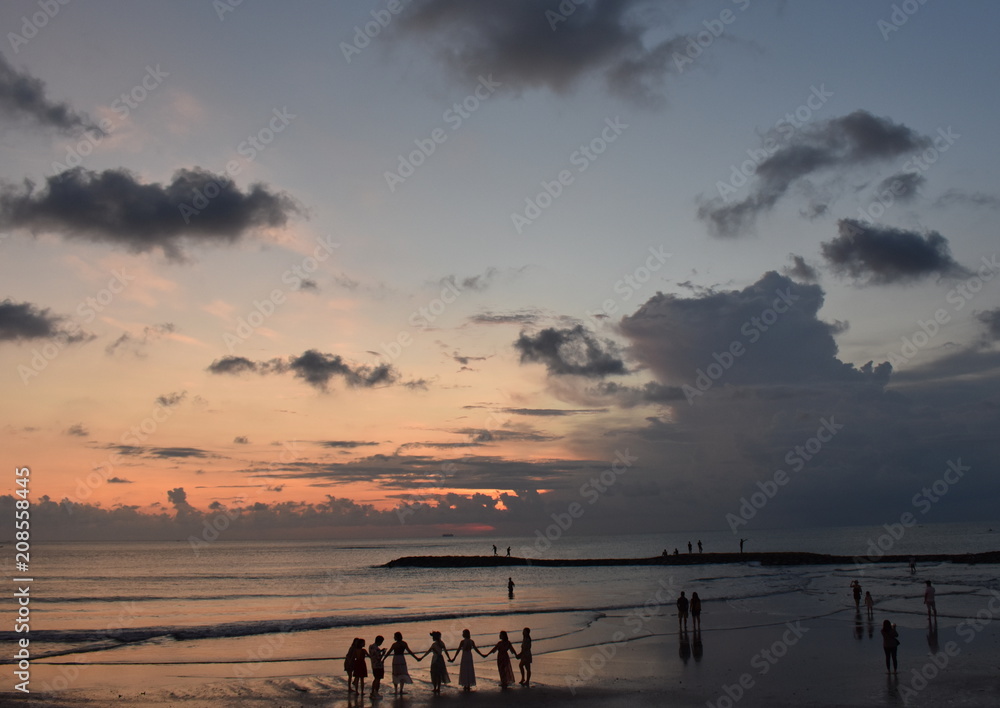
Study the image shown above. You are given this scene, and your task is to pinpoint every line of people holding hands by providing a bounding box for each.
[344,626,533,697]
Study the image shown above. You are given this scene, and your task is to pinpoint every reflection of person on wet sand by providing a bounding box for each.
[881,620,899,674]
[692,627,703,661]
[517,627,532,686]
[679,627,691,663]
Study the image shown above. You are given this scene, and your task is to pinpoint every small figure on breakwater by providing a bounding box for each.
[740,538,748,553]
[698,540,703,553]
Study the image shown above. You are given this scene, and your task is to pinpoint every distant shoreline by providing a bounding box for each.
[381,550,1000,568]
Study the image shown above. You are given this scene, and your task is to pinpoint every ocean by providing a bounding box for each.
[5,522,999,688]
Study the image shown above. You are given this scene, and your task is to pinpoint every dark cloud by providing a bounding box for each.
[233,436,249,445]
[934,188,1000,210]
[441,267,499,293]
[105,323,176,357]
[155,391,187,408]
[588,381,686,407]
[151,447,209,458]
[317,440,379,449]
[106,477,132,484]
[976,309,1000,341]
[65,424,88,437]
[469,310,540,326]
[875,172,925,203]
[698,111,932,237]
[783,254,819,283]
[398,0,691,104]
[0,167,298,260]
[619,271,889,388]
[822,219,969,285]
[515,324,627,377]
[207,350,400,392]
[0,298,91,343]
[0,53,103,135]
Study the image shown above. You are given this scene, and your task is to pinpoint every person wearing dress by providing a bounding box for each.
[386,631,420,696]
[518,627,532,686]
[352,638,369,696]
[690,592,702,630]
[483,630,517,688]
[453,628,487,691]
[419,631,453,693]
[368,635,385,698]
[344,637,360,693]
[881,620,899,673]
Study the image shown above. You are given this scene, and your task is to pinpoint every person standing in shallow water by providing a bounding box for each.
[484,630,518,688]
[508,577,515,599]
[851,580,862,608]
[517,627,532,686]
[881,620,899,673]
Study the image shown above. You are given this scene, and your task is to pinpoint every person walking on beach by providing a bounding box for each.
[677,591,689,630]
[386,631,420,696]
[924,580,937,619]
[864,591,874,619]
[352,638,369,696]
[420,631,452,693]
[851,580,862,608]
[454,628,485,691]
[881,620,899,673]
[368,635,385,698]
[484,630,518,688]
[344,637,360,693]
[508,577,515,599]
[517,627,532,686]
[690,591,702,630]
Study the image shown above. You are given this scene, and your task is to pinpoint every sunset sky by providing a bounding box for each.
[2,0,999,540]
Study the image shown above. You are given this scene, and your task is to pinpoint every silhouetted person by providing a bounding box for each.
[688,541,692,553]
[493,544,497,556]
[851,580,862,608]
[483,630,517,688]
[909,556,916,573]
[517,627,532,686]
[386,631,419,696]
[344,637,360,692]
[740,538,748,553]
[368,635,386,698]
[352,638,369,696]
[506,546,511,557]
[508,577,515,599]
[864,591,874,619]
[453,628,485,691]
[673,547,679,555]
[677,591,689,630]
[419,630,452,693]
[690,592,702,630]
[698,540,703,553]
[662,548,668,557]
[881,620,899,673]
[924,580,937,619]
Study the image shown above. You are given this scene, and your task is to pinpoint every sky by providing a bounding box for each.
[1,0,999,542]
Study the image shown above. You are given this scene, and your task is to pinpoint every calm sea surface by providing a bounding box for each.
[4,522,999,667]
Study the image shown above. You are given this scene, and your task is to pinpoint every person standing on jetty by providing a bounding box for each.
[740,538,748,553]
[517,627,532,686]
[881,620,899,673]
[677,591,689,630]
[386,631,420,696]
[493,544,497,556]
[688,541,693,553]
[924,580,937,619]
[698,540,703,553]
[484,630,518,688]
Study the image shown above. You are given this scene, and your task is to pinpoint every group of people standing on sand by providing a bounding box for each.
[675,590,702,630]
[851,578,939,674]
[344,627,533,697]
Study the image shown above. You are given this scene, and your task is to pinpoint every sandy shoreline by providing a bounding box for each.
[7,600,1000,707]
